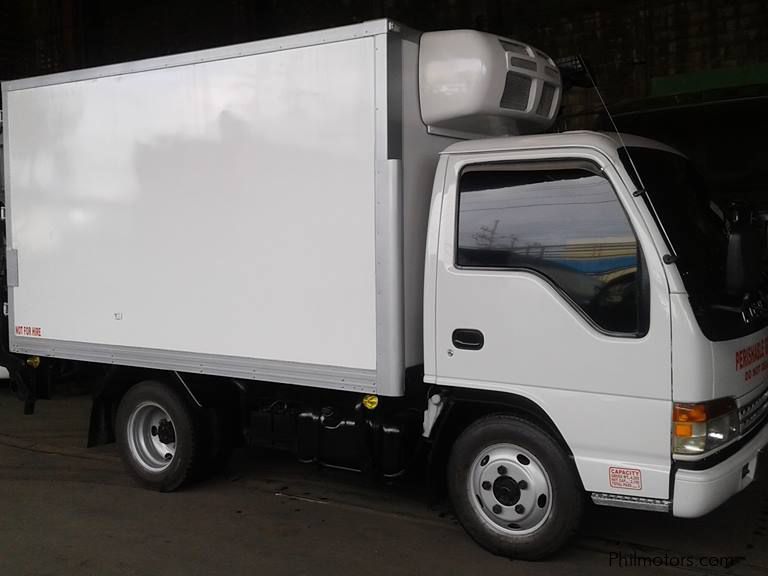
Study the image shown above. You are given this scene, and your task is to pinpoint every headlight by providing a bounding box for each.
[672,398,739,456]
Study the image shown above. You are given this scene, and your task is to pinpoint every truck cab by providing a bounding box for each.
[424,129,768,553]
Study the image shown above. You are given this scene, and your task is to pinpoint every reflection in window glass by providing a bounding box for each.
[457,165,641,334]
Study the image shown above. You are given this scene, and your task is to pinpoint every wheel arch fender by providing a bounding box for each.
[88,368,237,447]
[426,387,579,497]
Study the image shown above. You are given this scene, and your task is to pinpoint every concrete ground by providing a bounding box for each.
[1,386,767,576]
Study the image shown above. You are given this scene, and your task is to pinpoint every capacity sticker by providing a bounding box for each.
[609,467,642,490]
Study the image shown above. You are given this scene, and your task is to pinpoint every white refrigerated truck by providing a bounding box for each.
[2,19,768,559]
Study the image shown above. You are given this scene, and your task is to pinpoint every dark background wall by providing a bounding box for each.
[2,0,767,201]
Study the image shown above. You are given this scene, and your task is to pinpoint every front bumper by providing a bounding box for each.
[673,421,768,517]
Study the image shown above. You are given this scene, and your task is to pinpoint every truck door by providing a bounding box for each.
[432,148,675,499]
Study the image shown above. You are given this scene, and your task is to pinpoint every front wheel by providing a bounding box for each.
[448,414,583,559]
[116,381,199,491]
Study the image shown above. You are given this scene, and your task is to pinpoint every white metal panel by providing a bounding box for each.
[671,292,768,403]
[710,326,768,401]
[670,294,715,403]
[7,37,378,370]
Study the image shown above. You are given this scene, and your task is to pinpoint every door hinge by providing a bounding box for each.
[0,206,5,221]
[3,302,8,317]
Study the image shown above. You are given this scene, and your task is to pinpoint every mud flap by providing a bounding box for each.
[2,354,37,414]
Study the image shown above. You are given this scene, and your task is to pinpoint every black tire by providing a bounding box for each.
[448,414,583,560]
[115,380,199,492]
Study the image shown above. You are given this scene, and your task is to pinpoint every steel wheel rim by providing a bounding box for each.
[467,443,553,535]
[126,401,177,473]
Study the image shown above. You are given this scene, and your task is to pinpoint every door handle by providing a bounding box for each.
[452,329,484,350]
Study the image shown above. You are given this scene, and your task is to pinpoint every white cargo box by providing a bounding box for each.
[2,20,559,396]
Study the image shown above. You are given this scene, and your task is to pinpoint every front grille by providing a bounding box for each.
[739,386,768,436]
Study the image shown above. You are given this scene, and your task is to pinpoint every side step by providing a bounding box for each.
[591,492,671,513]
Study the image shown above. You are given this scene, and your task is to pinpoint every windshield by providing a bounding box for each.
[619,146,768,340]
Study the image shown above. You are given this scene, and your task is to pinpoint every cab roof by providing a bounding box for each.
[440,130,683,158]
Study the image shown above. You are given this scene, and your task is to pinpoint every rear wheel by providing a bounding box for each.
[448,414,583,559]
[116,381,199,491]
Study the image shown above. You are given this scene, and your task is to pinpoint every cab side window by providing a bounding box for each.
[456,162,645,335]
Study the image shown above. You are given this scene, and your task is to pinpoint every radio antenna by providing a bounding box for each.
[578,56,678,261]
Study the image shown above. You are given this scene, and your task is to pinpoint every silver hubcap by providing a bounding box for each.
[468,443,552,535]
[126,401,177,473]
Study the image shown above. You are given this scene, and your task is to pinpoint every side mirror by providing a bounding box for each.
[726,226,759,297]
